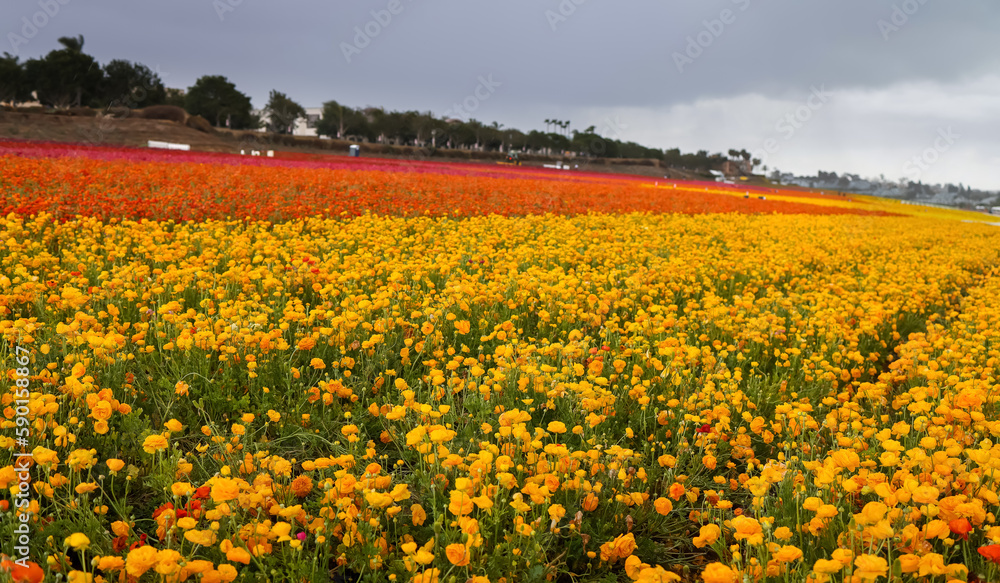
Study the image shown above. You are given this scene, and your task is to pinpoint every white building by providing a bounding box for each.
[252,107,322,137]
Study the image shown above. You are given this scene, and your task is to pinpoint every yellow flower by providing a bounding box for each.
[142,434,169,454]
[96,556,125,571]
[184,529,218,546]
[64,533,90,551]
[547,421,567,434]
[853,555,888,581]
[693,524,721,548]
[171,482,193,497]
[164,419,184,433]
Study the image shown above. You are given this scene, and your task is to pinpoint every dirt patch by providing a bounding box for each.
[0,110,234,152]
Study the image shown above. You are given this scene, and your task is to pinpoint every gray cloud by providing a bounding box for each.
[3,0,999,187]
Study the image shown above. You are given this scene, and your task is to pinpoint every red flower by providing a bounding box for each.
[151,502,174,519]
[696,424,712,434]
[948,518,972,541]
[112,534,129,552]
[979,545,1000,565]
[194,486,211,500]
[128,533,149,551]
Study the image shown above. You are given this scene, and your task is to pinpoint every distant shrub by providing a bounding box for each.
[136,105,187,123]
[185,115,213,133]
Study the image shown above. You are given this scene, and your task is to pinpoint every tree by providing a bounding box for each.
[24,35,103,107]
[0,53,29,105]
[100,59,166,108]
[164,88,186,108]
[185,75,257,129]
[264,90,306,134]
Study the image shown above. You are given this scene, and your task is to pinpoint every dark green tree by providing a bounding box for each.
[263,90,306,134]
[0,53,29,105]
[24,35,103,107]
[100,59,166,108]
[185,75,257,129]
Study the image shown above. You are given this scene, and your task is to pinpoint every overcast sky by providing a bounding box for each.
[4,0,1000,189]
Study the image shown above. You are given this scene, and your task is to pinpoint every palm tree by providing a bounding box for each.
[57,35,84,52]
[544,118,552,133]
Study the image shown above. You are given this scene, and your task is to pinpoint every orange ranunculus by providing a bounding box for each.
[211,478,241,503]
[979,545,1000,565]
[0,558,45,583]
[701,562,738,583]
[444,543,470,566]
[125,545,158,578]
[948,518,972,541]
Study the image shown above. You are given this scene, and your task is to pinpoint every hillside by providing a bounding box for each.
[0,109,721,181]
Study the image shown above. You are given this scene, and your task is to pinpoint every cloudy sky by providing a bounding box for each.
[5,0,1000,189]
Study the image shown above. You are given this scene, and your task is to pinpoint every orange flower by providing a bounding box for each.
[653,497,673,516]
[411,504,427,526]
[978,545,1000,565]
[0,558,45,583]
[125,546,158,578]
[445,543,470,566]
[211,478,241,503]
[731,515,763,545]
[948,518,972,541]
[290,475,313,498]
[701,563,737,583]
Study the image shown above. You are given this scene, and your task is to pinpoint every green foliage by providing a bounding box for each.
[0,52,30,104]
[185,75,258,130]
[264,89,306,134]
[24,36,103,107]
[99,59,167,109]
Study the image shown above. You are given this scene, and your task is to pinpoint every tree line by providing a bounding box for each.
[1,36,760,169]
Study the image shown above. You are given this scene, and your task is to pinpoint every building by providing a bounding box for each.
[252,107,322,137]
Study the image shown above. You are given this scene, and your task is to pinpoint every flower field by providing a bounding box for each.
[2,141,1000,583]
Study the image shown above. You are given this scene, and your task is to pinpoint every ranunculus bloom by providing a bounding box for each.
[701,562,738,583]
[445,543,470,566]
[693,524,721,548]
[142,434,169,454]
[125,545,158,577]
[211,478,241,502]
[64,533,90,551]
